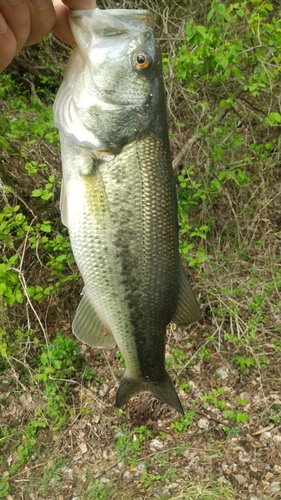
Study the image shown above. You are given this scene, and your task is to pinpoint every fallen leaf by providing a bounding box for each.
[79,442,87,454]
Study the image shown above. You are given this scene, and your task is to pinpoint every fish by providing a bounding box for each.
[53,8,200,415]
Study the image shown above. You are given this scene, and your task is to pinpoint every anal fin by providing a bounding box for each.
[73,291,116,349]
[172,266,200,325]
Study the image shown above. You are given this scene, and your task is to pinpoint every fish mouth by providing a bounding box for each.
[70,9,155,32]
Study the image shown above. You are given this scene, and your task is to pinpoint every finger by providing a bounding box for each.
[0,12,17,71]
[25,0,56,46]
[62,0,96,10]
[52,0,96,46]
[0,0,31,53]
[52,0,74,45]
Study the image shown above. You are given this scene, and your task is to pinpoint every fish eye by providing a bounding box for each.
[134,51,151,70]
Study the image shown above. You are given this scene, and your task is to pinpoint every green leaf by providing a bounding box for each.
[8,254,19,265]
[40,224,51,232]
[220,56,229,69]
[217,4,226,15]
[31,189,43,197]
[265,112,281,126]
[207,8,215,22]
[15,290,23,304]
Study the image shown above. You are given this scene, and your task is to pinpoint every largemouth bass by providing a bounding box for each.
[53,8,200,415]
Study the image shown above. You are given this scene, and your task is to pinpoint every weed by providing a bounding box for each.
[113,426,152,466]
[115,352,126,368]
[170,347,188,369]
[223,410,249,424]
[81,366,97,381]
[31,175,56,202]
[35,332,86,428]
[42,459,64,486]
[202,389,249,425]
[170,410,196,433]
[140,470,163,490]
[0,474,9,499]
[86,479,114,500]
[202,389,227,411]
[236,356,256,372]
[222,426,241,440]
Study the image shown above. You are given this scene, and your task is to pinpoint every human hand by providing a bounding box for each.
[0,0,96,72]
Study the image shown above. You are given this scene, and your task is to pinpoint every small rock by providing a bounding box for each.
[162,489,170,497]
[263,432,272,440]
[102,383,109,393]
[216,366,229,380]
[123,471,131,479]
[250,465,258,472]
[19,393,32,408]
[187,380,196,391]
[153,488,171,498]
[61,467,73,475]
[149,439,164,451]
[239,392,248,400]
[198,418,209,429]
[79,442,87,454]
[100,477,110,484]
[167,482,178,490]
[77,419,88,429]
[267,482,280,494]
[273,435,281,447]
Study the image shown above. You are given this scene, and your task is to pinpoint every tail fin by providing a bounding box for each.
[115,371,184,415]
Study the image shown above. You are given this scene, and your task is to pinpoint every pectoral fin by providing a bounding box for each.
[60,180,68,228]
[172,266,200,325]
[73,291,116,349]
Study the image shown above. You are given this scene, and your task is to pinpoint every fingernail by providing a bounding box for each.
[0,13,8,34]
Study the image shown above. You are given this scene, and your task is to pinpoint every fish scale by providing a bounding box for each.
[54,8,200,414]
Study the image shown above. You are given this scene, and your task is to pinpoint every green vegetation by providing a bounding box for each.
[0,0,280,499]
